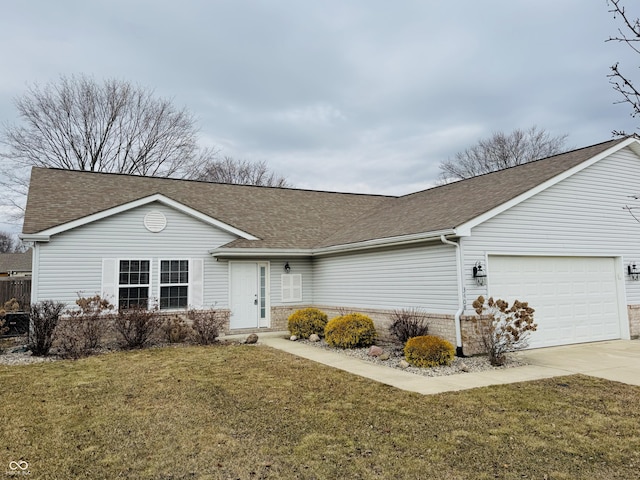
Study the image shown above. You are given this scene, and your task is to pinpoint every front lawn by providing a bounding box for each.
[1,344,639,479]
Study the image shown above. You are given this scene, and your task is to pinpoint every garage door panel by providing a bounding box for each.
[488,256,621,348]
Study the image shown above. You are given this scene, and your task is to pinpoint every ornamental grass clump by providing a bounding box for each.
[472,295,537,366]
[388,307,429,345]
[324,313,377,348]
[287,307,328,339]
[404,335,455,367]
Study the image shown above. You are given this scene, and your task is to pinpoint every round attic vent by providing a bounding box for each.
[144,211,167,233]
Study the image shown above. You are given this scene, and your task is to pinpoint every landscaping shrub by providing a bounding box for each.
[56,295,114,358]
[0,299,15,352]
[404,335,455,368]
[188,308,229,345]
[472,295,537,366]
[324,313,377,349]
[287,307,328,339]
[161,315,193,343]
[29,300,66,356]
[388,307,429,344]
[113,306,162,349]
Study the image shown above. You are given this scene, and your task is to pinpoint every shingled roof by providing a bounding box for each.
[22,137,632,250]
[0,250,32,274]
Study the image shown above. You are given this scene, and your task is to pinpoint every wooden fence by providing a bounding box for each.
[0,277,31,310]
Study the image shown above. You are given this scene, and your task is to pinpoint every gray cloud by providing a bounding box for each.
[0,0,637,230]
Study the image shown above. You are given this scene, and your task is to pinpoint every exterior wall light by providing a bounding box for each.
[628,262,640,281]
[284,262,291,273]
[473,261,487,286]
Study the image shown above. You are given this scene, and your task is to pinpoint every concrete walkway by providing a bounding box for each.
[251,332,640,395]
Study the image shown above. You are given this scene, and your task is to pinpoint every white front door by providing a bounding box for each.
[229,262,269,329]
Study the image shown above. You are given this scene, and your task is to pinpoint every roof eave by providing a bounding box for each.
[210,229,459,258]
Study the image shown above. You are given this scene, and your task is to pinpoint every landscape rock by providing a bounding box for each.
[308,334,320,342]
[368,345,384,357]
[290,335,298,341]
[398,360,410,369]
[459,362,470,373]
[378,352,390,361]
[245,333,259,344]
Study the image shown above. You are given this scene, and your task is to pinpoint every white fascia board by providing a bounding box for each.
[31,193,259,240]
[457,137,640,233]
[209,248,313,258]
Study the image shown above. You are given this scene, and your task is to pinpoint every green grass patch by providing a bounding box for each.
[1,344,639,479]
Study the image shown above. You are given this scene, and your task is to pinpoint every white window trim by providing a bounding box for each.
[158,258,190,311]
[117,258,153,310]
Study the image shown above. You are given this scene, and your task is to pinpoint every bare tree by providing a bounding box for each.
[191,155,290,187]
[438,126,568,182]
[607,0,640,135]
[0,74,202,219]
[0,231,14,253]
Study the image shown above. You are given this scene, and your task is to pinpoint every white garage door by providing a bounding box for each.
[488,256,622,349]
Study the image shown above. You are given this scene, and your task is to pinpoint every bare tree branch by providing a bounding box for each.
[438,126,568,183]
[607,0,640,135]
[190,153,290,188]
[0,74,203,220]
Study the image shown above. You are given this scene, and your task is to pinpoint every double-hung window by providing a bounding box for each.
[160,260,189,309]
[118,260,150,309]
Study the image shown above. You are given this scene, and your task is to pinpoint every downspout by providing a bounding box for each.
[440,235,465,357]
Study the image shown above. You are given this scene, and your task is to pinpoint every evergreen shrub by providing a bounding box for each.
[324,313,377,349]
[404,335,455,367]
[287,307,328,339]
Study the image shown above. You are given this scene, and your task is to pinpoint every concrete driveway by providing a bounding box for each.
[518,339,640,387]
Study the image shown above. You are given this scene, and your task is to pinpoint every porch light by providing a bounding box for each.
[628,262,640,281]
[284,262,291,273]
[473,261,487,286]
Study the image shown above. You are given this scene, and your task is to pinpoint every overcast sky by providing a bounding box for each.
[0,0,638,232]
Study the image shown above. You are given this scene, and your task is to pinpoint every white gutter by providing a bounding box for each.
[19,234,50,242]
[314,229,457,256]
[440,235,465,356]
[209,248,313,258]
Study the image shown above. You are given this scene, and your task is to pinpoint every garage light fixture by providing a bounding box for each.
[473,261,487,286]
[628,262,640,281]
[283,262,291,274]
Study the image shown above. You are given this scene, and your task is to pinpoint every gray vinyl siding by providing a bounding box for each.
[312,242,458,312]
[462,146,640,307]
[269,258,313,306]
[34,202,236,308]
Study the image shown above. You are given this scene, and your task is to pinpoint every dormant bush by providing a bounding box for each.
[472,295,537,366]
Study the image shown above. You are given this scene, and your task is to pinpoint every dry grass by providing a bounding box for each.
[1,344,639,479]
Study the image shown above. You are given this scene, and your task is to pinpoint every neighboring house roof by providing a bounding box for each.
[0,250,32,274]
[22,137,638,251]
